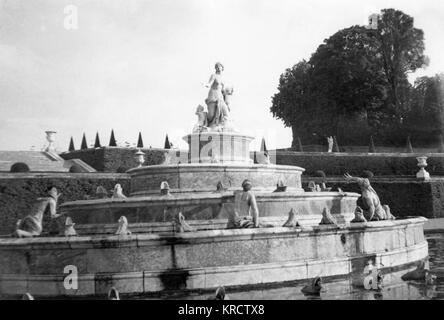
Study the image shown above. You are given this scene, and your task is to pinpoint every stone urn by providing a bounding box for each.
[134,149,145,168]
[45,131,57,152]
[416,156,430,180]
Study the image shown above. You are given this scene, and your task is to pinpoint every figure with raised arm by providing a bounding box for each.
[14,187,63,238]
[204,62,230,130]
[344,173,395,221]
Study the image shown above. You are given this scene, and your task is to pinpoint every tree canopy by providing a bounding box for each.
[271,8,434,147]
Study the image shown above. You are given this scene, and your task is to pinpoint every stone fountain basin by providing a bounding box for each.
[0,217,428,297]
[127,163,305,195]
[59,191,360,233]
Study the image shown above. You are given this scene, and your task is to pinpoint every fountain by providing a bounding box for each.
[0,64,428,298]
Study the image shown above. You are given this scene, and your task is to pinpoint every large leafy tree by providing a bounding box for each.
[308,26,387,141]
[376,9,428,117]
[405,74,444,143]
[270,8,428,147]
[270,60,315,146]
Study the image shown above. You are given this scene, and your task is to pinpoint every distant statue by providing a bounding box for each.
[208,286,230,300]
[204,62,231,131]
[108,287,120,300]
[193,105,208,133]
[22,293,34,300]
[401,260,437,284]
[351,206,367,223]
[344,173,395,221]
[227,180,259,228]
[274,180,287,192]
[160,181,171,196]
[301,276,322,295]
[174,212,195,233]
[327,136,333,153]
[14,187,63,238]
[96,186,108,199]
[307,181,316,192]
[216,181,228,192]
[320,182,331,192]
[64,217,77,236]
[115,216,131,235]
[282,208,300,227]
[319,208,336,225]
[112,184,126,199]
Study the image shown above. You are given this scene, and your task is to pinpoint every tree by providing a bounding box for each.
[295,137,304,152]
[376,9,428,117]
[405,135,413,153]
[80,133,88,150]
[94,132,101,148]
[260,137,267,153]
[270,8,428,148]
[308,25,387,141]
[137,132,144,148]
[68,137,75,152]
[333,136,341,152]
[438,134,444,153]
[404,74,444,145]
[368,135,376,153]
[109,129,117,147]
[271,60,314,142]
[164,134,171,149]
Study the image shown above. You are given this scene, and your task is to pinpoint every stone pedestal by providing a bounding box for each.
[183,132,254,164]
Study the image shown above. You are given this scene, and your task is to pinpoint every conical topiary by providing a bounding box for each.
[296,136,304,152]
[94,132,101,148]
[164,134,171,149]
[260,137,267,153]
[80,133,88,150]
[333,136,340,153]
[438,134,444,153]
[405,136,413,153]
[68,137,75,152]
[368,135,376,153]
[137,132,144,148]
[109,129,117,147]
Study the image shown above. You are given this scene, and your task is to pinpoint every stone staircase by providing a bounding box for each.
[0,151,95,172]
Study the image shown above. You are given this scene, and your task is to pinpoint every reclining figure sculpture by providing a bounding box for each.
[344,173,395,221]
[13,187,63,238]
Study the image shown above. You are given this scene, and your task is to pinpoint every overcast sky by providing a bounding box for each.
[0,0,443,151]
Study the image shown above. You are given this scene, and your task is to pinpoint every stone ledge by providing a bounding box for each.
[0,217,427,249]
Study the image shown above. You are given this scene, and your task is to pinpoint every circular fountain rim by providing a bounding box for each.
[127,163,305,174]
[0,217,428,247]
[59,191,361,209]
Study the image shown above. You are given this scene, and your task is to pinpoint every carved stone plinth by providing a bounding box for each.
[183,132,254,164]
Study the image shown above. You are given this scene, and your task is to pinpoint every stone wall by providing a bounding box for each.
[0,173,130,235]
[302,177,442,219]
[60,147,174,172]
[276,151,444,176]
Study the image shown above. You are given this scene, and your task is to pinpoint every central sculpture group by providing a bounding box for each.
[194,62,234,133]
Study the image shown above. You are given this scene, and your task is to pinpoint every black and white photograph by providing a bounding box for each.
[1,0,444,308]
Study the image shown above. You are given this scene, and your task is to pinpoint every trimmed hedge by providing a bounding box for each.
[61,147,169,172]
[277,151,444,176]
[0,173,130,234]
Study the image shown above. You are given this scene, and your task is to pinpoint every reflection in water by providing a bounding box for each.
[139,233,444,300]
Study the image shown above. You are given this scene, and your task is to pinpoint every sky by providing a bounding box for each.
[0,0,444,151]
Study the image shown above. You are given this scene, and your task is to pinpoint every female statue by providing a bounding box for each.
[205,62,230,129]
